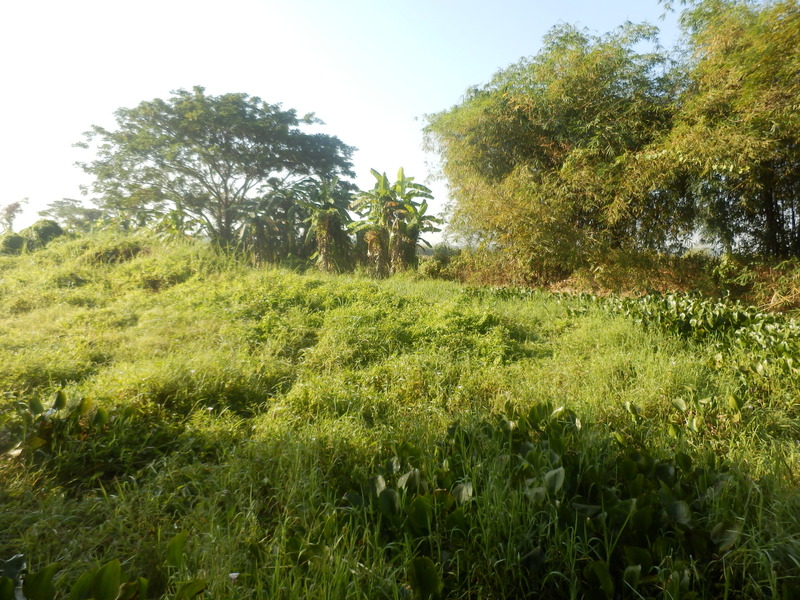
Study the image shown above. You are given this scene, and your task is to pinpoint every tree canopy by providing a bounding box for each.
[427,0,800,278]
[77,86,355,249]
[426,23,688,278]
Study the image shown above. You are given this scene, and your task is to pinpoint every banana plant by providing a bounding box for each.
[297,177,353,273]
[351,168,437,276]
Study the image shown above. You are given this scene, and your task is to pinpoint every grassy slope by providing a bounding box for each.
[1,233,800,599]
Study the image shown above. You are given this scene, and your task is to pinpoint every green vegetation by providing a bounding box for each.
[426,0,800,281]
[3,233,800,599]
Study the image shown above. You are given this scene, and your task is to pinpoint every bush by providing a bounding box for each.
[21,219,65,248]
[0,233,29,255]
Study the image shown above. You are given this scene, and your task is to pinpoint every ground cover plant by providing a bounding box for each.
[2,232,800,599]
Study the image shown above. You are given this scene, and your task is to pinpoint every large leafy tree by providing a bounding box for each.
[652,0,800,257]
[426,23,689,279]
[78,86,355,248]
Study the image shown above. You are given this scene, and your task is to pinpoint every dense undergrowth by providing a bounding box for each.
[2,233,800,599]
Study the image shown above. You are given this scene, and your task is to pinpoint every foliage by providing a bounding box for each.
[0,200,26,233]
[38,199,105,233]
[426,23,688,279]
[652,0,800,257]
[77,86,354,249]
[3,232,800,598]
[351,169,441,277]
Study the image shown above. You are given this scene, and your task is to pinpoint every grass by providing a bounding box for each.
[2,232,800,598]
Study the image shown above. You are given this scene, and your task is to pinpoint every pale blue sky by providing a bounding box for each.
[0,0,681,234]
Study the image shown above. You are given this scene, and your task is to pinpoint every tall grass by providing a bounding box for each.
[2,232,800,598]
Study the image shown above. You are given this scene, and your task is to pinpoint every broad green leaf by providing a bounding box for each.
[92,407,109,427]
[68,571,94,600]
[452,482,473,505]
[23,564,59,600]
[710,521,741,552]
[407,495,433,532]
[166,531,188,569]
[544,467,565,494]
[175,579,208,600]
[671,398,688,412]
[588,560,614,599]
[0,555,26,581]
[53,390,68,410]
[378,488,400,519]
[408,557,443,600]
[666,500,692,526]
[92,559,121,600]
[623,546,653,572]
[675,452,692,473]
[623,564,642,589]
[27,437,47,450]
[0,578,13,600]
[29,397,46,416]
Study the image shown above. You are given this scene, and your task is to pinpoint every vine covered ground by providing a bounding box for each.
[2,233,800,599]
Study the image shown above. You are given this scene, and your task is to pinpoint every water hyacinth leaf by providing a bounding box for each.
[588,561,614,599]
[445,507,467,533]
[174,579,208,600]
[92,407,110,427]
[631,506,653,532]
[408,557,443,600]
[29,397,46,416]
[407,495,434,531]
[385,456,401,475]
[368,475,386,501]
[525,486,548,505]
[53,389,67,410]
[666,501,692,526]
[0,578,13,600]
[672,398,688,412]
[398,469,425,494]
[727,395,742,411]
[675,452,692,473]
[711,521,742,552]
[117,580,144,600]
[623,546,653,573]
[544,467,565,494]
[166,531,188,569]
[0,556,25,581]
[68,571,94,600]
[77,397,93,417]
[379,488,400,519]
[452,482,473,505]
[655,463,675,485]
[23,564,58,600]
[619,459,637,481]
[623,565,641,590]
[573,503,602,518]
[433,489,454,510]
[92,560,121,600]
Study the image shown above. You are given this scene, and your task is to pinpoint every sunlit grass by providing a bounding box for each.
[2,232,800,598]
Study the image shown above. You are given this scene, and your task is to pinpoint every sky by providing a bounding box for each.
[0,0,682,238]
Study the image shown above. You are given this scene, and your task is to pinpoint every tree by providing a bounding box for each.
[78,86,355,248]
[651,0,800,257]
[1,199,26,233]
[39,199,105,232]
[426,24,688,279]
